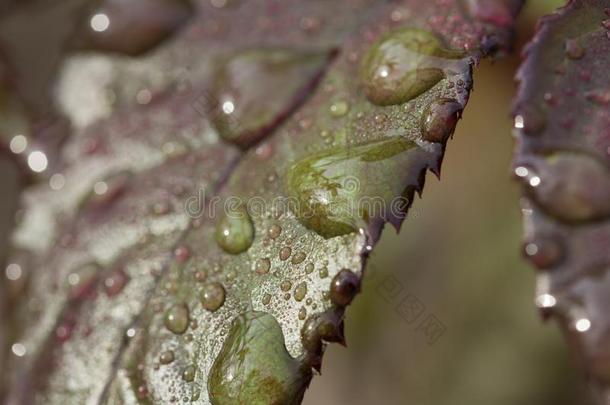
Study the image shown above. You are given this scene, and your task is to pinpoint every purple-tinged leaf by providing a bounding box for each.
[513,0,610,402]
[3,0,523,403]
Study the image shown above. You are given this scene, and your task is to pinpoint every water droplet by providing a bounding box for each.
[164,303,190,334]
[280,280,292,292]
[319,267,329,278]
[522,235,564,269]
[9,134,28,154]
[330,269,360,307]
[182,365,196,382]
[360,28,466,106]
[268,224,282,239]
[11,342,26,357]
[215,205,254,254]
[49,173,66,190]
[279,246,292,261]
[286,137,431,238]
[90,13,110,32]
[5,263,22,281]
[515,107,546,135]
[81,0,193,55]
[575,318,591,333]
[524,153,610,222]
[104,268,129,297]
[82,171,132,209]
[304,263,314,274]
[291,251,307,265]
[294,282,307,302]
[160,350,175,364]
[329,100,350,117]
[254,258,271,275]
[200,282,226,312]
[421,99,462,144]
[174,245,191,263]
[210,48,331,147]
[27,151,48,173]
[298,307,307,320]
[301,312,345,355]
[208,311,311,404]
[565,39,585,59]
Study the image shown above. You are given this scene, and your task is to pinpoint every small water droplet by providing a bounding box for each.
[329,100,350,117]
[164,303,190,334]
[182,365,197,382]
[294,282,307,302]
[515,107,546,135]
[255,258,271,275]
[174,245,191,263]
[330,269,360,307]
[304,263,314,274]
[27,151,48,173]
[104,268,129,297]
[279,246,292,261]
[9,134,28,154]
[215,205,254,254]
[319,267,329,278]
[200,282,226,312]
[268,224,282,239]
[262,293,272,305]
[291,251,307,265]
[360,28,466,106]
[160,350,175,364]
[280,280,292,292]
[575,318,591,333]
[565,39,585,59]
[5,263,22,281]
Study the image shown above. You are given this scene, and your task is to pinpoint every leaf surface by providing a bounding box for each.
[2,0,522,403]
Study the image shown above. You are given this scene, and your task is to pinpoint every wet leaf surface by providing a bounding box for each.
[2,0,522,403]
[513,0,610,402]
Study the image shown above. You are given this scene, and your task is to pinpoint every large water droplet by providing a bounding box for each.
[164,303,189,334]
[523,153,610,223]
[210,48,331,148]
[285,137,435,238]
[522,235,564,270]
[208,311,311,404]
[360,28,466,106]
[421,98,462,144]
[215,205,254,254]
[78,0,193,56]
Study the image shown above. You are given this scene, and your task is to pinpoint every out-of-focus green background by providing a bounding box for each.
[304,1,595,404]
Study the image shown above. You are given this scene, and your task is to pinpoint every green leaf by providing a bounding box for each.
[512,0,610,400]
[2,0,522,403]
